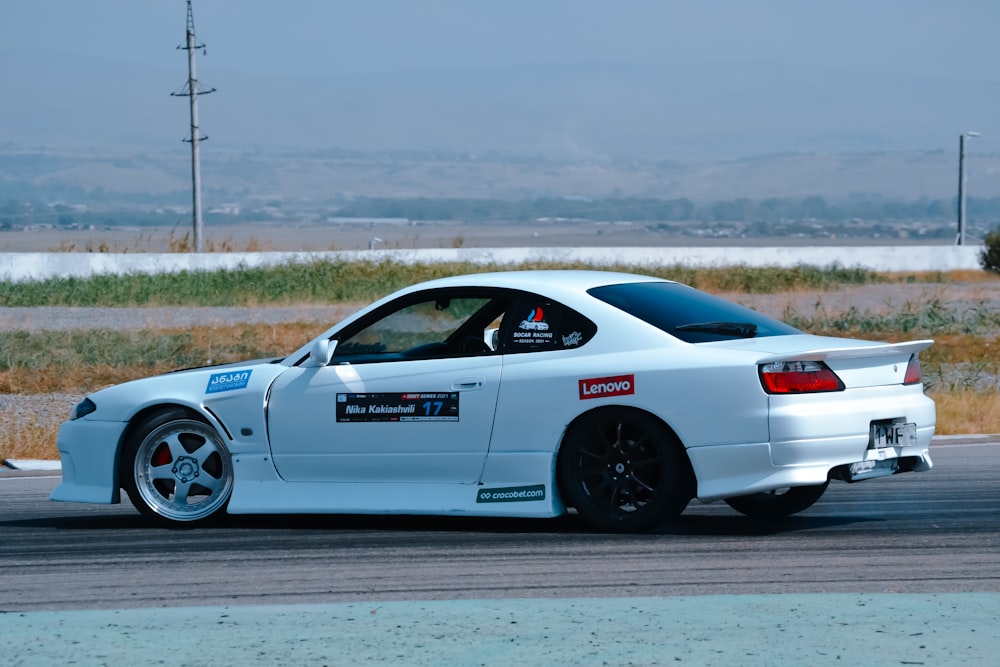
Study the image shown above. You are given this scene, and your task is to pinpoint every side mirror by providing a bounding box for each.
[485,327,500,351]
[304,338,337,367]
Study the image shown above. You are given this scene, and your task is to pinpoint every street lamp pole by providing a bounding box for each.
[957,131,980,246]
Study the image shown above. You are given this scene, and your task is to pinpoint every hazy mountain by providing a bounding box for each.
[2,47,997,163]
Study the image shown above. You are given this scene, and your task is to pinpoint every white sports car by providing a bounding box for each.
[52,270,935,532]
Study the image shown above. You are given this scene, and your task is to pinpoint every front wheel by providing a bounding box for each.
[123,411,233,526]
[724,482,829,519]
[558,409,692,532]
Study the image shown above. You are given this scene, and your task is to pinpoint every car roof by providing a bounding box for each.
[396,270,670,299]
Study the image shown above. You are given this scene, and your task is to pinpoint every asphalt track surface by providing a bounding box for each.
[2,439,998,665]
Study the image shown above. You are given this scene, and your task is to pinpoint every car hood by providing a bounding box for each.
[81,357,289,422]
[169,357,284,375]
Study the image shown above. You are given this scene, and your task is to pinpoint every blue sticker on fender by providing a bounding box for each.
[206,370,252,394]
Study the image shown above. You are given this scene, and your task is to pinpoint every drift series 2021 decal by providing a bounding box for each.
[336,392,460,422]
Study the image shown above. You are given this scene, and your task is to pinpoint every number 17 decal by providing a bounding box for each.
[422,400,444,416]
[337,392,460,422]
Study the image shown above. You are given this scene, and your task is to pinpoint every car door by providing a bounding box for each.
[266,289,509,484]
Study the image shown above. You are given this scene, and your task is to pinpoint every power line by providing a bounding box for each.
[171,0,215,252]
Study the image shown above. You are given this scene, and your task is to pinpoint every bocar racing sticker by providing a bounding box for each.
[476,484,546,503]
[501,296,598,353]
[205,370,253,394]
[336,392,460,422]
[511,305,560,349]
[578,373,635,400]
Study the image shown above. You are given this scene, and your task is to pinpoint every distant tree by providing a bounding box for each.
[799,195,828,218]
[980,227,1000,275]
[707,198,754,222]
[924,200,948,218]
[758,197,793,219]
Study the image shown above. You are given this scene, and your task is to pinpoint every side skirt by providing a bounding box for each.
[228,453,564,518]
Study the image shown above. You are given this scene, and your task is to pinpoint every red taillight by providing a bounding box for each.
[759,360,845,394]
[903,354,922,385]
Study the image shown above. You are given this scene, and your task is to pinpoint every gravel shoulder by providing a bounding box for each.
[3,281,998,331]
[720,281,1000,319]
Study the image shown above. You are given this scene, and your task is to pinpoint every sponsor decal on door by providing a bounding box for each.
[578,374,635,400]
[336,392,460,422]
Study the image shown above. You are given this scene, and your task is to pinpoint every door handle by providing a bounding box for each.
[452,376,485,391]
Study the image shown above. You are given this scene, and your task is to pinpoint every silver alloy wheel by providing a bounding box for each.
[132,418,233,523]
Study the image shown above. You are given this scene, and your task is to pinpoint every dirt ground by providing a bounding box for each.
[0,221,949,253]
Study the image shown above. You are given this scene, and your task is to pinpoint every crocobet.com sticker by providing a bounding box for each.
[205,370,252,394]
[578,374,635,400]
[336,392,460,422]
[476,485,546,503]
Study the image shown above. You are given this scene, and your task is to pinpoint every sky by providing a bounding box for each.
[1,0,999,160]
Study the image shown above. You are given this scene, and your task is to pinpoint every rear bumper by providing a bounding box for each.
[688,385,935,502]
[689,440,932,502]
[49,419,127,504]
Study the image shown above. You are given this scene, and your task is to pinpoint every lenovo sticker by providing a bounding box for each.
[579,374,635,400]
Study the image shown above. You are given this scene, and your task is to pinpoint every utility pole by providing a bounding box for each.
[172,0,215,252]
[956,131,980,247]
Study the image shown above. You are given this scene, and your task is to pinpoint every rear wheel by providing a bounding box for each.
[724,482,829,519]
[122,410,233,526]
[558,409,691,532]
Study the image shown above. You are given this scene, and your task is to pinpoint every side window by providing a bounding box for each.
[501,296,596,353]
[332,290,508,364]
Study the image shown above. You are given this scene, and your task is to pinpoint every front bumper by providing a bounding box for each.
[49,418,128,504]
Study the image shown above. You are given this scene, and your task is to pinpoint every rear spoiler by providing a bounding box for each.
[756,339,934,365]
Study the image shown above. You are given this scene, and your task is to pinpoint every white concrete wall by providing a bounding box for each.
[0,246,986,283]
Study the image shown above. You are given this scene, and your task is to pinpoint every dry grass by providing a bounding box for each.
[0,322,323,462]
[888,269,1000,284]
[0,323,320,394]
[4,274,1000,462]
[931,391,1000,435]
[1,419,59,461]
[50,231,277,254]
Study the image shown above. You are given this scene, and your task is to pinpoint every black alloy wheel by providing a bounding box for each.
[558,408,692,532]
[724,482,830,519]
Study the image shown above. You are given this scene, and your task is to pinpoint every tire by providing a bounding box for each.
[558,408,692,532]
[122,410,233,526]
[724,482,829,519]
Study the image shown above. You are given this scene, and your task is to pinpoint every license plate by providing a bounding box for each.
[869,420,917,449]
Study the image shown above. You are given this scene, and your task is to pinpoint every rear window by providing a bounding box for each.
[588,281,800,343]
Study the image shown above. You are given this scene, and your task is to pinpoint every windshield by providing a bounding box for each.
[588,281,800,343]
